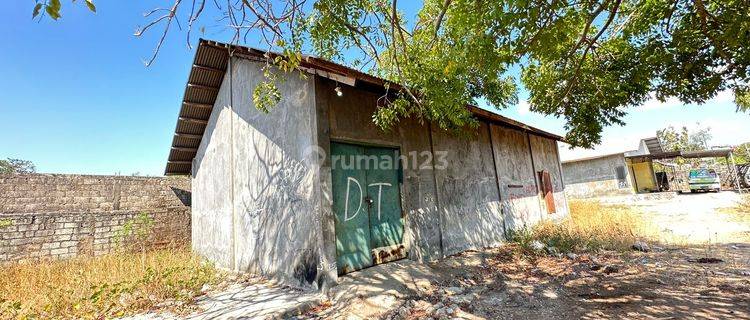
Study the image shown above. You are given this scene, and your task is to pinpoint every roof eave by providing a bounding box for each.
[164,39,567,175]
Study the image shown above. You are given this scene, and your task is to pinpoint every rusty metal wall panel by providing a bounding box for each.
[194,45,229,69]
[172,136,200,149]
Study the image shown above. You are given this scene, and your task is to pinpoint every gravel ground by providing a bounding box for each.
[610,191,750,243]
[299,192,750,320]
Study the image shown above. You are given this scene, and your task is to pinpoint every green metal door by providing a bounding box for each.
[331,142,404,275]
[365,147,404,251]
[331,143,372,274]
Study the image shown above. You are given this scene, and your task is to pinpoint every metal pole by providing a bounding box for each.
[730,151,743,194]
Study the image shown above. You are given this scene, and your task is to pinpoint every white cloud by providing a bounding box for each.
[640,95,681,110]
[517,100,530,116]
[711,90,734,104]
[558,133,644,162]
[689,119,750,147]
[640,90,735,110]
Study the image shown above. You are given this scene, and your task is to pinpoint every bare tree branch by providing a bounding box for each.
[135,0,183,67]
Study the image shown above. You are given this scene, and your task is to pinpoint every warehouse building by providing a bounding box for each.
[165,39,569,290]
[561,138,663,198]
[561,153,634,198]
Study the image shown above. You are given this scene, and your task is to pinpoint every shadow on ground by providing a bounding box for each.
[305,243,750,320]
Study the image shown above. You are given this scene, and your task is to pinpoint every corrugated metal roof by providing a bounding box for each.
[643,137,664,154]
[560,152,631,164]
[165,39,565,175]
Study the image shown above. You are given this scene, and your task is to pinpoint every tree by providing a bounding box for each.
[0,158,37,174]
[733,142,750,165]
[31,0,750,148]
[657,125,712,153]
[656,125,713,166]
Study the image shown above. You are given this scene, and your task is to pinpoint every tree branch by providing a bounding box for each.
[135,0,183,67]
[560,0,622,104]
[427,0,452,48]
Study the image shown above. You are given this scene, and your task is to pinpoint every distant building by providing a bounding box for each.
[562,136,739,198]
[561,137,663,198]
[561,153,634,198]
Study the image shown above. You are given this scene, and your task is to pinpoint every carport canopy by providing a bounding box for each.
[625,148,733,161]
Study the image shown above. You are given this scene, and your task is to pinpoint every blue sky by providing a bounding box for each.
[1,2,748,175]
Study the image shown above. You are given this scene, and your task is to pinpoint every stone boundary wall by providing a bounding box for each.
[0,174,191,262]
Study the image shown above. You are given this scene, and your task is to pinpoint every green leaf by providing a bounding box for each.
[85,0,96,13]
[32,3,43,18]
[46,0,62,20]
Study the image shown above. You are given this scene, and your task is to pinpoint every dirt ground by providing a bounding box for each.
[601,191,750,244]
[301,192,750,320]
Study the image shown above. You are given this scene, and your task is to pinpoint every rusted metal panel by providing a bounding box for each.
[529,134,568,217]
[371,244,407,265]
[539,170,556,214]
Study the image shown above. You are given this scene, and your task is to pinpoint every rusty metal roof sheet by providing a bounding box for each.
[165,39,565,175]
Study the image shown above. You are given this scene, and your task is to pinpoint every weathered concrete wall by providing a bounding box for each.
[229,58,323,288]
[0,174,190,213]
[562,154,634,198]
[530,134,569,219]
[431,123,504,255]
[397,118,443,262]
[489,125,543,231]
[193,58,327,289]
[191,68,234,270]
[319,78,565,260]
[0,174,190,262]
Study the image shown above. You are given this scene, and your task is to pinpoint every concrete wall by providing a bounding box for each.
[530,135,569,219]
[430,123,504,255]
[192,67,235,270]
[562,154,634,198]
[317,77,566,259]
[318,78,443,264]
[489,125,543,231]
[0,174,190,262]
[192,57,327,289]
[230,58,322,288]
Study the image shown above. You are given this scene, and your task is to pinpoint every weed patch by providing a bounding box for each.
[720,195,750,224]
[0,248,221,319]
[511,200,657,254]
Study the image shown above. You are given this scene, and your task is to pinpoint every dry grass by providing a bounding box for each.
[718,195,750,226]
[513,200,658,254]
[0,248,220,319]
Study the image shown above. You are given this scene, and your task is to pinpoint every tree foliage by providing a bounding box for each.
[733,142,750,165]
[656,125,712,153]
[32,0,95,20]
[33,0,750,147]
[0,158,37,174]
[656,125,713,166]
